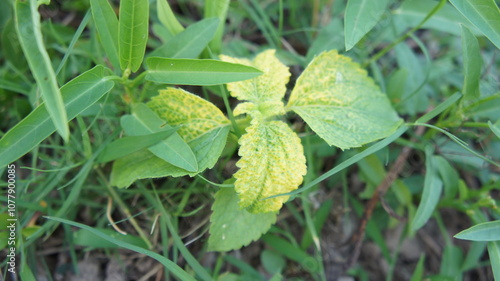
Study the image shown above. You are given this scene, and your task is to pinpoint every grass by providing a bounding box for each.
[0,0,499,280]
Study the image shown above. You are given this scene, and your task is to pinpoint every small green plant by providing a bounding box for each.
[1,0,499,279]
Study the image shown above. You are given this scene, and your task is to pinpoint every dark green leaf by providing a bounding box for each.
[461,25,482,100]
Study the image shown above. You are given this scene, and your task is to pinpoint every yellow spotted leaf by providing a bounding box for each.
[148,87,230,141]
[220,50,289,121]
[287,50,403,150]
[234,121,307,213]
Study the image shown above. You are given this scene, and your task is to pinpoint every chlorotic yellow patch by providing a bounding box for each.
[220,50,289,122]
[234,121,306,213]
[148,87,230,142]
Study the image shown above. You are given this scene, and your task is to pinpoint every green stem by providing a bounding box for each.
[363,0,447,67]
[219,85,242,137]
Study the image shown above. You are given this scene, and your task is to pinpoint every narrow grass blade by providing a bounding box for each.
[97,128,178,163]
[487,241,500,281]
[142,187,212,281]
[146,57,263,85]
[409,255,426,281]
[204,0,230,53]
[157,0,184,35]
[0,78,30,95]
[44,216,197,281]
[0,65,114,168]
[461,25,482,100]
[121,104,198,172]
[119,0,149,72]
[449,0,500,49]
[344,0,389,51]
[454,221,500,241]
[90,0,120,70]
[148,17,219,59]
[15,0,69,141]
[416,92,463,123]
[411,147,443,231]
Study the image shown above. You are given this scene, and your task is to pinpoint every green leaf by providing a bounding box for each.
[148,18,219,59]
[393,0,480,36]
[119,0,149,72]
[221,50,291,122]
[489,120,500,139]
[344,0,389,51]
[287,50,402,150]
[0,65,114,168]
[461,25,482,100]
[208,187,277,251]
[73,228,149,249]
[2,19,28,71]
[110,126,230,188]
[157,0,184,35]
[449,0,500,49]
[90,0,120,70]
[487,241,500,280]
[262,234,320,273]
[411,147,443,231]
[204,0,230,53]
[454,221,500,241]
[120,103,198,172]
[409,255,426,281]
[97,128,178,163]
[145,57,263,86]
[148,87,230,141]
[434,156,459,200]
[45,216,197,281]
[234,121,306,213]
[15,0,69,141]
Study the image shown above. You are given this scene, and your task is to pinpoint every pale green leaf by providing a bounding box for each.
[487,241,500,280]
[208,187,276,251]
[145,57,263,85]
[110,126,230,188]
[461,25,482,100]
[234,121,306,213]
[411,148,443,231]
[287,50,402,150]
[0,65,114,168]
[119,0,149,72]
[120,103,198,172]
[15,0,69,141]
[344,0,389,51]
[454,221,500,241]
[90,0,120,70]
[449,0,500,49]
[157,0,184,35]
[148,18,219,59]
[96,129,178,163]
[148,87,230,141]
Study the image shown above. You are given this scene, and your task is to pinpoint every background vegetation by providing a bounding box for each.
[0,0,499,280]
